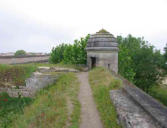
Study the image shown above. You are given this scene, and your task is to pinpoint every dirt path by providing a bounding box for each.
[77,72,103,128]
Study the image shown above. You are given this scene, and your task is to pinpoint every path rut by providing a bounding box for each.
[78,72,103,128]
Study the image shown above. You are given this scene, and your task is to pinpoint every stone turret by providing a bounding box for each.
[86,29,118,73]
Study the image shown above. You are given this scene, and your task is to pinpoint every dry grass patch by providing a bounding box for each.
[0,64,37,87]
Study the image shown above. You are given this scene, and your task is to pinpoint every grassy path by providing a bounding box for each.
[89,68,121,128]
[77,72,103,128]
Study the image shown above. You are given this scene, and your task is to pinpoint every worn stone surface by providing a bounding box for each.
[86,29,118,73]
[110,70,167,128]
[38,66,79,73]
[123,85,167,128]
[25,71,58,96]
[51,67,79,72]
[0,86,32,97]
[110,89,159,128]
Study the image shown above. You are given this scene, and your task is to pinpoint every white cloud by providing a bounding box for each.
[0,0,167,52]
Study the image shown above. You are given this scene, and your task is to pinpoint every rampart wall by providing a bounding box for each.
[0,55,49,64]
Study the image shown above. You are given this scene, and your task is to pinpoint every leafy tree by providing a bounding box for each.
[117,35,135,81]
[49,44,67,64]
[117,35,166,93]
[163,43,167,61]
[15,50,26,56]
[49,34,89,64]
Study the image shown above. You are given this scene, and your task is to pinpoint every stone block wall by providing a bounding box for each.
[87,51,118,73]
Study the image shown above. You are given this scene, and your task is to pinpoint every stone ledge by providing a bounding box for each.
[110,71,167,128]
[110,89,159,128]
[123,85,167,128]
[86,47,119,51]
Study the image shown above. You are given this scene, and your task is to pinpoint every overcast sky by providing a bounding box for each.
[0,0,167,53]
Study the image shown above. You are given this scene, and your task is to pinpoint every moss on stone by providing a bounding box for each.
[97,29,109,34]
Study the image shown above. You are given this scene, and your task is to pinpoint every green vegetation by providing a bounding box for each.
[163,43,167,61]
[150,85,167,106]
[49,32,167,106]
[49,35,89,64]
[117,35,167,106]
[11,72,80,128]
[0,92,33,128]
[0,64,37,86]
[117,35,167,93]
[14,50,26,56]
[50,33,167,94]
[89,67,122,128]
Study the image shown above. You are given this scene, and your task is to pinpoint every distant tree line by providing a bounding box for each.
[49,34,167,93]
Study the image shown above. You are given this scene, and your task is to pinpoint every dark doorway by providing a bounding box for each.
[91,57,96,68]
[108,64,110,69]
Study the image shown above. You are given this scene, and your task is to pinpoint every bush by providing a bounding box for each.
[15,50,26,56]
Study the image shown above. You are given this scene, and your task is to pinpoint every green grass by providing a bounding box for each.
[0,92,33,128]
[149,85,167,106]
[89,67,122,128]
[0,62,84,87]
[11,72,80,128]
[0,64,37,86]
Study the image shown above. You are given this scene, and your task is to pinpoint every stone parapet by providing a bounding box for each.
[110,71,167,128]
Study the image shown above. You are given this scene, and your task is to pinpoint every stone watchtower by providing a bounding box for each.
[86,29,119,73]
